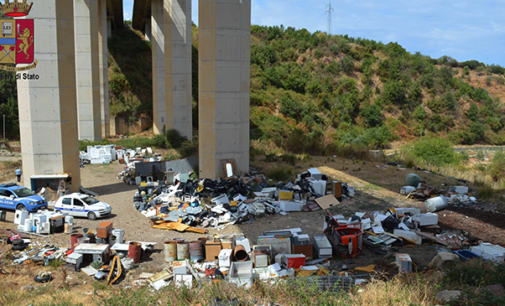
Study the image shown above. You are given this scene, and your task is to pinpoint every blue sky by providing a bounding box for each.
[123,0,505,66]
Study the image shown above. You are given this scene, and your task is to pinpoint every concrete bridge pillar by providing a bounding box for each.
[198,0,251,178]
[17,0,80,192]
[164,0,193,140]
[151,0,165,135]
[98,0,110,138]
[74,0,102,141]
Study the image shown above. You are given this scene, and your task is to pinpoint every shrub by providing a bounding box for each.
[476,65,485,75]
[413,106,427,122]
[489,151,505,182]
[152,134,169,149]
[463,66,470,75]
[411,138,458,166]
[470,121,486,141]
[459,150,470,161]
[267,165,293,181]
[476,150,485,161]
[165,129,185,148]
[485,77,493,86]
[341,56,354,75]
[362,104,383,127]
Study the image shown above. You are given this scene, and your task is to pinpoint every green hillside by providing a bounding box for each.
[247,26,505,154]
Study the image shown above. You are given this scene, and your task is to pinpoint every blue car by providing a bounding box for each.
[0,183,48,212]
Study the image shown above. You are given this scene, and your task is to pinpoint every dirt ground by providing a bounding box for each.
[1,155,504,282]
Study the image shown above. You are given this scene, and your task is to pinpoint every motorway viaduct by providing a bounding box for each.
[16,0,250,191]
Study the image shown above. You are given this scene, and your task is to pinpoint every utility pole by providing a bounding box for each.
[326,1,334,36]
[2,114,4,140]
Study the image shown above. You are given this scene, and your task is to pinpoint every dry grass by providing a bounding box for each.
[353,272,441,306]
[0,271,444,306]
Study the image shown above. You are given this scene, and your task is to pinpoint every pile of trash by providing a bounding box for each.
[138,230,361,291]
[399,173,477,207]
[80,145,162,165]
[131,168,354,230]
[11,209,74,236]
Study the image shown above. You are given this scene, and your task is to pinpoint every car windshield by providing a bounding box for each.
[82,196,100,205]
[12,188,36,198]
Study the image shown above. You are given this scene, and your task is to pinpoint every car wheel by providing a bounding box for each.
[16,204,27,211]
[55,210,62,214]
[88,212,97,220]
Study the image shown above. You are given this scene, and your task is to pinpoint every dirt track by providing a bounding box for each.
[1,158,505,271]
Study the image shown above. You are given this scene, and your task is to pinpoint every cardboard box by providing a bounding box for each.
[221,238,234,250]
[205,241,222,262]
[97,221,113,238]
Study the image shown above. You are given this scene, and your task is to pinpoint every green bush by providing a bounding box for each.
[152,134,169,149]
[459,150,470,161]
[267,165,293,181]
[463,66,470,75]
[411,138,458,166]
[488,151,505,182]
[165,129,185,148]
[362,104,383,127]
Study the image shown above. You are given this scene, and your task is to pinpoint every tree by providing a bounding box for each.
[341,56,354,75]
[382,81,406,105]
[409,82,422,102]
[467,103,478,121]
[444,91,455,110]
[362,104,383,127]
[413,106,427,122]
[470,121,485,141]
[325,60,340,75]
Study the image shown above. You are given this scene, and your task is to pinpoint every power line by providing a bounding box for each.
[326,1,335,36]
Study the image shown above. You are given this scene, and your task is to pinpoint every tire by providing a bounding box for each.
[88,212,97,220]
[16,204,27,211]
[11,239,24,246]
[55,210,62,214]
[12,244,26,251]
[34,275,51,283]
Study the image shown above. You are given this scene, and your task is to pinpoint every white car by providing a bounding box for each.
[54,193,111,220]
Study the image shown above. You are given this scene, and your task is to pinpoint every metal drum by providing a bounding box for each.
[189,241,204,261]
[164,241,177,262]
[177,242,189,260]
[71,234,83,251]
[128,242,142,264]
[65,216,74,224]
